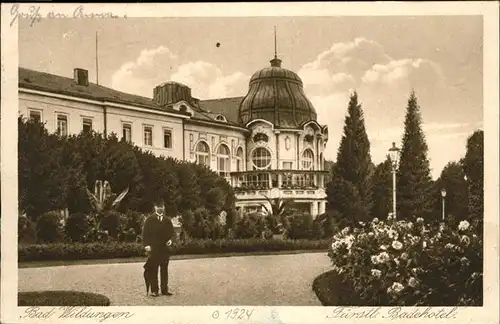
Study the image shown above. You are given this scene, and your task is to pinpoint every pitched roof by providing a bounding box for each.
[198,96,244,124]
[18,67,185,116]
[18,67,247,128]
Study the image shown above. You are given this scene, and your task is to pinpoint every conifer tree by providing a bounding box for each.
[397,91,434,220]
[327,91,373,222]
[371,157,392,220]
[462,130,483,222]
[434,161,468,221]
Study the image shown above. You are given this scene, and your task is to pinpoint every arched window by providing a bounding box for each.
[319,152,324,170]
[215,115,227,122]
[217,144,230,179]
[251,147,272,170]
[236,147,244,172]
[196,141,210,166]
[302,149,314,170]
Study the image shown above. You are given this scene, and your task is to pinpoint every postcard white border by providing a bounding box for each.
[2,2,499,324]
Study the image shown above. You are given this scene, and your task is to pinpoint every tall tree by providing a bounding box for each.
[462,130,483,221]
[434,161,468,221]
[324,159,335,186]
[326,173,367,226]
[176,162,202,214]
[328,91,373,221]
[371,156,392,220]
[397,91,434,221]
[18,117,72,219]
[60,135,89,214]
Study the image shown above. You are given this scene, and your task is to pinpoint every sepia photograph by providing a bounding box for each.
[1,2,499,324]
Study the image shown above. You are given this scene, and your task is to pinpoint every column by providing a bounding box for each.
[319,201,326,215]
[278,173,283,188]
[310,201,319,219]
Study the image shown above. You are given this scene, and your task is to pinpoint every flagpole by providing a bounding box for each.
[96,31,99,85]
[274,26,277,58]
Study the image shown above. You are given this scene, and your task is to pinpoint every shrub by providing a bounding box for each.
[233,212,265,239]
[286,213,314,239]
[312,211,350,239]
[65,213,94,243]
[312,270,352,306]
[325,217,483,306]
[19,242,145,262]
[18,238,331,262]
[181,208,225,239]
[118,228,138,242]
[36,211,64,243]
[125,211,145,235]
[19,216,37,244]
[100,211,128,238]
[18,291,110,306]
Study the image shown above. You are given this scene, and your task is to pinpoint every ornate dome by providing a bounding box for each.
[238,57,317,128]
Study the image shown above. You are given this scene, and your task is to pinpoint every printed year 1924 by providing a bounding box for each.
[212,308,254,320]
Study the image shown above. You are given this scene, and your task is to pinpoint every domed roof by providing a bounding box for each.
[238,57,317,128]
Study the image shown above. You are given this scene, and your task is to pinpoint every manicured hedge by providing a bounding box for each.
[19,239,330,262]
[19,291,110,306]
[312,270,360,306]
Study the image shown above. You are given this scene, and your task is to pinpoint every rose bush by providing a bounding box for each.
[327,217,482,306]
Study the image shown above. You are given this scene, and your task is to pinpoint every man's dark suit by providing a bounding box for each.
[142,214,175,295]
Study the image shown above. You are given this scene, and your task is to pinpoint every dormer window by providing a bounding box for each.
[215,115,227,122]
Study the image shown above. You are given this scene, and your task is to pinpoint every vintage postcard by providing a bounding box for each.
[1,2,499,324]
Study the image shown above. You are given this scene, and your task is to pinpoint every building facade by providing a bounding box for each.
[18,56,328,218]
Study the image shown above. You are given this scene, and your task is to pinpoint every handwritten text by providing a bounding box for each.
[10,4,127,27]
[326,306,459,320]
[21,307,134,322]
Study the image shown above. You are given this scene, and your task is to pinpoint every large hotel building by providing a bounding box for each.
[18,54,329,218]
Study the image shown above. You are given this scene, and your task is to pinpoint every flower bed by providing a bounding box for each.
[317,217,482,306]
[19,238,330,262]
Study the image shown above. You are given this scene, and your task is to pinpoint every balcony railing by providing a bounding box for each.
[230,170,329,192]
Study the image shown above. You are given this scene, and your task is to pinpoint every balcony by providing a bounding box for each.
[230,170,329,200]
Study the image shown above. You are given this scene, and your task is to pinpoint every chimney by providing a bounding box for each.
[74,68,89,86]
[153,82,192,107]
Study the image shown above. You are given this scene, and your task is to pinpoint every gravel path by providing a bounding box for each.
[18,252,332,306]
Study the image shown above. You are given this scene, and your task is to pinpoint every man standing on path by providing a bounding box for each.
[142,200,175,297]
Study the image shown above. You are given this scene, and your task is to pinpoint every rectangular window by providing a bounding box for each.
[29,110,41,123]
[196,154,210,166]
[246,206,261,214]
[143,126,153,146]
[163,129,172,148]
[122,123,132,143]
[56,114,68,136]
[282,172,293,187]
[82,118,92,133]
[244,172,270,189]
[218,157,230,180]
[283,162,293,170]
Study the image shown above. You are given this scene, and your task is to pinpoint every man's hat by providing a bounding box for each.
[152,196,165,206]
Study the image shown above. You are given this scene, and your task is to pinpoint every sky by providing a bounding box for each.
[18,16,483,179]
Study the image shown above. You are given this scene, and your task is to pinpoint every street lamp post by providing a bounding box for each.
[441,188,447,221]
[388,142,401,220]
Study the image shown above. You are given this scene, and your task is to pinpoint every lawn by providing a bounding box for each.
[18,291,110,306]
